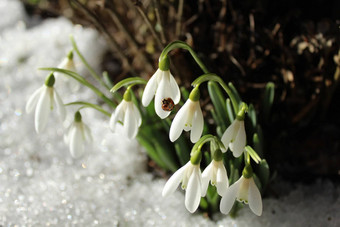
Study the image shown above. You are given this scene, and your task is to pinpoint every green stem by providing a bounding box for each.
[65,101,111,117]
[192,73,240,114]
[191,134,215,156]
[40,67,116,108]
[70,35,111,91]
[160,41,209,74]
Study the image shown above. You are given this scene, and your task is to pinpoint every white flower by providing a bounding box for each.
[220,176,262,216]
[169,99,203,143]
[65,114,92,158]
[221,119,246,157]
[162,161,202,213]
[109,100,142,139]
[57,56,76,72]
[142,69,180,119]
[55,53,80,91]
[201,160,229,196]
[26,84,65,134]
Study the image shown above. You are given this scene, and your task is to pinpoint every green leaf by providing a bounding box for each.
[253,133,263,158]
[65,101,111,117]
[247,103,257,129]
[226,98,235,123]
[244,145,261,164]
[136,134,167,169]
[263,82,275,121]
[228,82,242,112]
[70,35,110,90]
[208,81,229,130]
[257,159,270,190]
[39,67,116,108]
[110,77,147,93]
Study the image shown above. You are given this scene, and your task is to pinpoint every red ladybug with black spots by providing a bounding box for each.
[161,98,175,111]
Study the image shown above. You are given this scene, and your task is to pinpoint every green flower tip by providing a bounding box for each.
[212,148,223,161]
[242,164,253,179]
[45,73,55,87]
[74,111,82,122]
[190,149,202,165]
[67,50,74,60]
[236,102,248,120]
[189,86,200,102]
[158,55,170,71]
[123,88,132,102]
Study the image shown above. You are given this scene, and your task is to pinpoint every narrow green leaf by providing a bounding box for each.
[257,159,270,190]
[226,98,235,123]
[263,82,275,121]
[208,81,229,130]
[70,35,110,90]
[65,101,111,117]
[136,135,167,169]
[110,77,147,93]
[228,82,242,112]
[244,145,261,164]
[253,133,263,158]
[247,104,257,129]
[40,68,116,108]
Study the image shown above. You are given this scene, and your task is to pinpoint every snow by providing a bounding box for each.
[0,0,339,226]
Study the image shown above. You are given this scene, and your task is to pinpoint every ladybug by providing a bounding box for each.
[161,98,175,111]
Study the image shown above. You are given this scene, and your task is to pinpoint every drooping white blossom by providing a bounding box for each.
[26,82,66,134]
[221,119,246,157]
[64,112,92,159]
[201,160,229,196]
[55,51,80,91]
[162,161,202,213]
[142,68,180,119]
[109,100,142,140]
[220,176,262,216]
[169,99,203,143]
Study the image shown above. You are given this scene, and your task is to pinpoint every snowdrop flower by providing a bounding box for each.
[65,111,92,158]
[58,51,76,72]
[169,86,203,143]
[110,89,142,139]
[162,151,202,213]
[221,118,246,157]
[220,165,262,216]
[25,73,66,133]
[55,50,79,91]
[201,153,229,196]
[142,55,180,119]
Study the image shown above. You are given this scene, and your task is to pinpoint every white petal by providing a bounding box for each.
[216,163,229,196]
[123,103,138,139]
[169,72,181,104]
[26,86,43,114]
[220,120,239,152]
[220,177,242,214]
[154,73,171,119]
[185,167,201,213]
[142,70,160,107]
[64,122,74,144]
[83,123,93,143]
[201,163,213,197]
[231,121,246,157]
[53,89,66,121]
[169,101,190,142]
[34,86,51,133]
[69,124,84,158]
[248,178,263,216]
[190,101,204,143]
[109,101,125,132]
[131,103,142,127]
[162,162,189,197]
